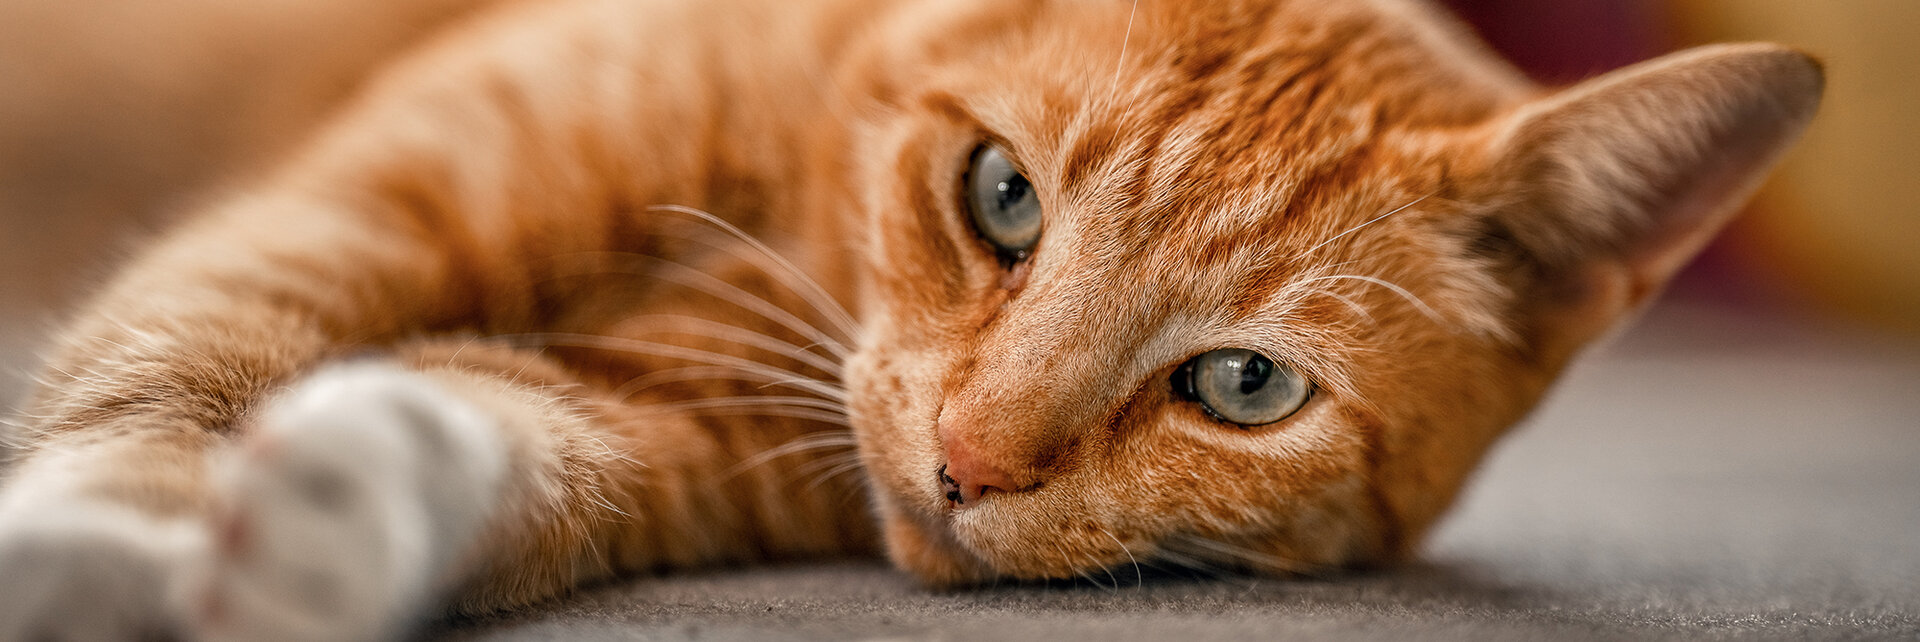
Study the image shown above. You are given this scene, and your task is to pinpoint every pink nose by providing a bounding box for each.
[936,429,1025,506]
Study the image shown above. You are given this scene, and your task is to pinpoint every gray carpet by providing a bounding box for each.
[411,304,1920,641]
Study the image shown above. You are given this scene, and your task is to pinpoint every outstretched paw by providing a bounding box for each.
[195,363,508,642]
[0,496,204,642]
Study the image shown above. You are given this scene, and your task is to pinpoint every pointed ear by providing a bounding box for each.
[1465,43,1824,356]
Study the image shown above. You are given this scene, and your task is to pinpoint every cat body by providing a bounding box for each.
[0,0,1821,638]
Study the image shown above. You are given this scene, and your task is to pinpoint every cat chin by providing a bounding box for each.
[871,496,1098,586]
[878,503,999,587]
[876,490,1143,586]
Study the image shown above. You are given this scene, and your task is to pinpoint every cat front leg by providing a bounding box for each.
[193,338,824,634]
[0,338,664,641]
[0,357,511,642]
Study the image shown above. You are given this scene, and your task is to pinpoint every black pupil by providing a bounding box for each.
[1238,355,1272,395]
[996,174,1031,211]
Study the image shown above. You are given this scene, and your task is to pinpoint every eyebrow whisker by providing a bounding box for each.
[1298,193,1431,260]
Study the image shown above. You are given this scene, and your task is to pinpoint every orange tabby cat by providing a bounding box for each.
[0,0,1820,639]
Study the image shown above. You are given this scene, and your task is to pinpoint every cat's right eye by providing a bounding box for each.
[1172,349,1312,427]
[963,144,1043,262]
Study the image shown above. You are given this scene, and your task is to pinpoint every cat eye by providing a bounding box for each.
[1172,349,1312,427]
[964,144,1043,261]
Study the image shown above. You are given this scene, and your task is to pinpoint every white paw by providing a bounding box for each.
[194,363,508,642]
[0,496,204,642]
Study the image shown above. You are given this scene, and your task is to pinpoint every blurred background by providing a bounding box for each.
[1440,0,1920,337]
[1,0,1916,404]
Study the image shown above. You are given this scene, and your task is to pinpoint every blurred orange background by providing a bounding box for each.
[1443,0,1920,335]
[0,0,1915,353]
[1672,0,1920,335]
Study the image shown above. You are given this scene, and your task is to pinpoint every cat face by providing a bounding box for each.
[835,0,1822,585]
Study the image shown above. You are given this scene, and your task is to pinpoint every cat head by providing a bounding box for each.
[833,0,1822,585]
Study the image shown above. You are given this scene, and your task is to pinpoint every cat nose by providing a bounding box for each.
[936,426,1037,506]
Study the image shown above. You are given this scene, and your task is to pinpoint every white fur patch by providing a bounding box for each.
[0,495,205,641]
[195,363,509,641]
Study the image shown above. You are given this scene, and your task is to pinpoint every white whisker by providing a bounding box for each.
[444,336,483,366]
[648,204,862,342]
[577,253,851,360]
[794,449,864,477]
[1167,535,1322,577]
[614,314,842,377]
[649,395,847,415]
[664,406,852,427]
[510,346,547,380]
[1107,0,1141,104]
[1098,526,1143,586]
[499,332,835,399]
[722,432,859,480]
[613,366,848,404]
[1092,555,1121,592]
[1298,194,1431,260]
[1148,547,1237,580]
[1296,274,1444,323]
[1322,291,1375,322]
[802,455,869,491]
[1058,538,1118,592]
[1080,568,1117,592]
[647,222,859,341]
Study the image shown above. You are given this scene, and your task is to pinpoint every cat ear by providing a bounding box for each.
[1465,43,1824,355]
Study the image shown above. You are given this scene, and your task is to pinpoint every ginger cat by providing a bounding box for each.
[0,0,1821,639]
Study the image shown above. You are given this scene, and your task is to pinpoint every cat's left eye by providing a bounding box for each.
[963,144,1043,261]
[1172,349,1312,427]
